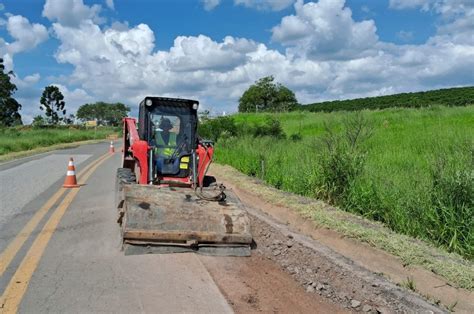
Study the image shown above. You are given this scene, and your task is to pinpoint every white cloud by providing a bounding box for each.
[202,0,221,11]
[167,35,259,72]
[202,0,294,11]
[396,30,414,42]
[234,0,295,11]
[389,0,431,10]
[16,73,41,87]
[0,15,48,73]
[105,0,115,10]
[272,0,378,60]
[52,84,95,110]
[435,3,474,39]
[40,0,474,117]
[5,15,48,54]
[49,19,274,105]
[389,0,474,36]
[52,21,156,87]
[389,0,474,13]
[42,0,104,27]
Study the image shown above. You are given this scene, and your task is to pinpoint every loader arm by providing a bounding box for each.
[122,117,149,185]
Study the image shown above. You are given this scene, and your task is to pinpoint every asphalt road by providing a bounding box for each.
[0,142,232,313]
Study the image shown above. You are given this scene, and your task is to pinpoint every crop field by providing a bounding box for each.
[0,126,118,156]
[205,106,474,259]
[302,86,474,112]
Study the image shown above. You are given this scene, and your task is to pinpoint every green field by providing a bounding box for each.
[204,106,474,259]
[0,126,118,156]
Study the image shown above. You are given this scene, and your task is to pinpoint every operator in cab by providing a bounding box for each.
[155,118,177,157]
[153,117,183,175]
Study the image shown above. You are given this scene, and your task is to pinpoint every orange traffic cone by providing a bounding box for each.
[63,157,80,188]
[109,141,115,154]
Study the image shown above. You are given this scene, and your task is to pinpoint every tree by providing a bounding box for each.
[76,102,130,126]
[40,85,66,124]
[198,109,211,122]
[275,85,298,112]
[32,115,46,126]
[238,76,298,113]
[65,114,75,125]
[0,58,23,126]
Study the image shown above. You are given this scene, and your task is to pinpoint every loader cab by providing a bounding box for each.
[138,97,199,179]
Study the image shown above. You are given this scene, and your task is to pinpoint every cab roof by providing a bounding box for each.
[141,97,199,107]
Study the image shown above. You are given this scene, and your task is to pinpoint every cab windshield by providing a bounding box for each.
[149,105,195,156]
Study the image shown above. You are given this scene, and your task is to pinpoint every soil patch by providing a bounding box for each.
[200,253,346,314]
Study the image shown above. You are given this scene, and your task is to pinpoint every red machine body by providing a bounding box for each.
[116,97,252,257]
[121,99,213,187]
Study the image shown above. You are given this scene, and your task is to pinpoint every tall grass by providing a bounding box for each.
[0,125,118,155]
[207,106,474,259]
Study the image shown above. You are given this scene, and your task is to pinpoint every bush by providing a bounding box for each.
[198,116,239,142]
[289,133,302,141]
[250,116,286,139]
[429,151,473,256]
[199,115,286,141]
[315,114,372,205]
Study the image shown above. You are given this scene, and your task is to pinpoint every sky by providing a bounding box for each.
[0,0,473,122]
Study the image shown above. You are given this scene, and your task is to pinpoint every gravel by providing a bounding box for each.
[249,213,446,313]
[362,305,373,312]
[351,300,361,308]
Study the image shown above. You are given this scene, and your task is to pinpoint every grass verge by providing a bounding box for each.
[0,125,118,156]
[0,139,109,163]
[206,106,473,259]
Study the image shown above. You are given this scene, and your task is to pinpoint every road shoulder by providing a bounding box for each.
[211,163,473,313]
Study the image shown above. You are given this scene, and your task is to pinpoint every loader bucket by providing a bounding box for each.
[118,184,252,256]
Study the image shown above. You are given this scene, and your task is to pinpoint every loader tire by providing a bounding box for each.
[115,168,136,211]
[202,175,217,187]
[117,168,136,185]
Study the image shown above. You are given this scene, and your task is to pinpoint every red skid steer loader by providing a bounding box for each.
[116,97,252,256]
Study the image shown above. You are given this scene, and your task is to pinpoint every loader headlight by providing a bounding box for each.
[146,99,153,106]
[192,103,199,110]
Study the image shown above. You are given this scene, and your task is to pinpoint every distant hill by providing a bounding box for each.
[301,86,474,112]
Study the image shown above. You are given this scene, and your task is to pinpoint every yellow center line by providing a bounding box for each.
[0,152,109,277]
[0,152,114,313]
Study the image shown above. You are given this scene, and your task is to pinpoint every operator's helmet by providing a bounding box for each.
[159,118,173,131]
